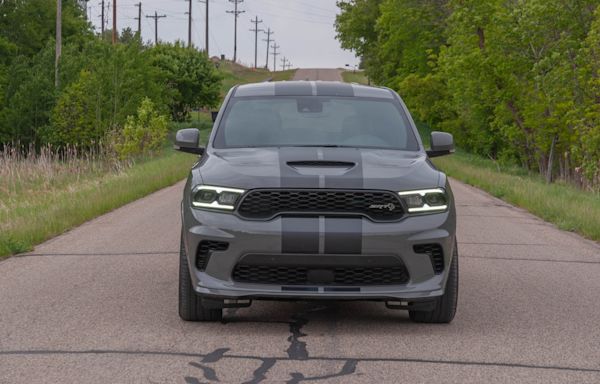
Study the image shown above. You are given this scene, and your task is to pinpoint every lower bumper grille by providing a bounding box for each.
[414,244,444,274]
[196,240,229,270]
[232,264,409,286]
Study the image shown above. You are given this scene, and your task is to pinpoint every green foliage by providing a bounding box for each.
[150,42,222,121]
[0,2,223,151]
[335,0,385,83]
[48,70,99,146]
[113,98,168,159]
[44,38,165,147]
[375,0,449,85]
[0,0,91,57]
[1,41,57,145]
[336,0,600,188]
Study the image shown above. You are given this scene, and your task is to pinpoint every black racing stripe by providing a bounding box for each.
[279,147,320,188]
[280,148,320,255]
[323,148,364,189]
[316,82,354,97]
[324,218,362,254]
[274,82,313,96]
[282,217,320,254]
[321,148,363,255]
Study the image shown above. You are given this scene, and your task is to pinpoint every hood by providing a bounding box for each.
[194,147,441,192]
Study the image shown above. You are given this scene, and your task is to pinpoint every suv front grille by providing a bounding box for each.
[232,264,409,286]
[237,189,404,221]
[414,244,444,274]
[196,240,229,270]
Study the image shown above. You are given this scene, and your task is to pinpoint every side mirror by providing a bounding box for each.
[211,111,219,123]
[427,131,455,158]
[174,128,204,155]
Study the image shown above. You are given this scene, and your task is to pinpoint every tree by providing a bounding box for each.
[376,0,449,87]
[150,42,221,121]
[335,0,600,188]
[335,0,385,83]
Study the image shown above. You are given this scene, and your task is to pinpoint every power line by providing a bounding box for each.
[226,0,245,62]
[271,43,280,72]
[263,27,273,70]
[146,11,166,45]
[250,16,263,69]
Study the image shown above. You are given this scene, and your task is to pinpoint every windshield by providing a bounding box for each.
[213,96,420,150]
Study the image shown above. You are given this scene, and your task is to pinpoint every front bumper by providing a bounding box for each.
[182,204,456,301]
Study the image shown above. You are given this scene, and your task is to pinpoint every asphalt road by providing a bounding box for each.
[293,68,343,82]
[1,70,600,383]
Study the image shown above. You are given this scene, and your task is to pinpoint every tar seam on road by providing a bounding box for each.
[1,349,600,374]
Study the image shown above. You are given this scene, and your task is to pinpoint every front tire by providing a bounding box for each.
[409,240,459,324]
[179,231,222,322]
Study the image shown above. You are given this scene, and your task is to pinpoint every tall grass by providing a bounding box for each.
[433,152,600,241]
[0,143,119,200]
[0,142,198,258]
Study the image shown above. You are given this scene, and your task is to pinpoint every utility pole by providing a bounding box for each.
[250,16,263,69]
[205,0,209,55]
[146,11,167,45]
[134,2,142,36]
[100,0,105,34]
[55,0,62,88]
[281,57,287,72]
[199,0,209,54]
[112,0,117,44]
[226,0,245,62]
[271,43,280,72]
[186,0,192,48]
[263,27,273,70]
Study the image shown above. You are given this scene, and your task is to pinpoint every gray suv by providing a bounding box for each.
[175,81,458,323]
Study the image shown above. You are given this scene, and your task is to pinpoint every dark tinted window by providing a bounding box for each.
[213,96,419,150]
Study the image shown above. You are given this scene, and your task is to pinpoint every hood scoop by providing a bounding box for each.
[287,161,355,168]
[287,161,356,176]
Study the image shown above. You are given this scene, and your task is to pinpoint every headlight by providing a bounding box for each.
[192,185,245,211]
[398,188,448,214]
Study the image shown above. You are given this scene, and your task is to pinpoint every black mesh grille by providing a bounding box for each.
[232,265,409,286]
[196,241,229,270]
[414,244,444,274]
[237,189,404,221]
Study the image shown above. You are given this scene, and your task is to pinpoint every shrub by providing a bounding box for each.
[112,98,168,160]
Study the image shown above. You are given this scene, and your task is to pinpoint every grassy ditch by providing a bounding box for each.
[416,123,600,241]
[401,122,600,242]
[0,142,202,259]
[432,152,600,241]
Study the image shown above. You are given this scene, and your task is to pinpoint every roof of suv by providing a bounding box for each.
[232,81,395,99]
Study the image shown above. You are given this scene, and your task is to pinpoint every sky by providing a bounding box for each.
[86,0,359,69]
